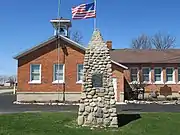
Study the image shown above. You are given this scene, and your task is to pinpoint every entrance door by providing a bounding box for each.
[112,78,118,101]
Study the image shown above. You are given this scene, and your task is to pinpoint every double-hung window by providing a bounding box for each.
[178,68,180,82]
[166,67,174,82]
[53,64,64,83]
[130,68,138,82]
[77,64,83,83]
[142,68,150,82]
[154,67,162,83]
[30,64,41,83]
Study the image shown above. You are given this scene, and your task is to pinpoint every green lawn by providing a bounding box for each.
[0,112,180,135]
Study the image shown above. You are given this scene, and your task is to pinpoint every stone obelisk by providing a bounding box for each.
[77,29,118,128]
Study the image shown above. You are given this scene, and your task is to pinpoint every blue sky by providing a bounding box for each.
[0,0,180,75]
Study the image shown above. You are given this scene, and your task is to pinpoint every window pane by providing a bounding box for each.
[131,68,138,82]
[31,65,40,81]
[54,64,64,81]
[55,73,63,81]
[167,75,173,81]
[178,69,180,74]
[131,68,137,74]
[78,64,83,81]
[55,65,63,73]
[142,68,149,74]
[31,65,40,73]
[32,74,40,80]
[131,76,137,81]
[166,68,173,74]
[142,68,150,81]
[78,73,83,81]
[78,65,83,73]
[166,68,173,81]
[155,68,161,74]
[155,75,161,81]
[143,75,149,82]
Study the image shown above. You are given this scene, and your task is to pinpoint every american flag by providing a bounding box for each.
[72,2,96,20]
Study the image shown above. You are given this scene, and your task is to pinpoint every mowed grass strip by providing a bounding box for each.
[0,112,180,135]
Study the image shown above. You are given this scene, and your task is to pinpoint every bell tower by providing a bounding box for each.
[50,17,72,37]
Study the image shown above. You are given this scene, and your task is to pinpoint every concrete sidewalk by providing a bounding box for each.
[0,89,14,94]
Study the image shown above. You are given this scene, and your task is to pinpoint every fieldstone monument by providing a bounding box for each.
[77,29,118,128]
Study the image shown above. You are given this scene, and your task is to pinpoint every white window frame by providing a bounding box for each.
[154,67,163,84]
[52,64,65,84]
[142,67,151,83]
[165,67,175,84]
[76,64,83,84]
[29,64,41,84]
[130,67,139,83]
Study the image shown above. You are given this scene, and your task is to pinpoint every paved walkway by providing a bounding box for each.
[0,89,13,94]
[0,95,180,114]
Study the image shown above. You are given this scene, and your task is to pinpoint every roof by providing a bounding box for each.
[13,35,86,60]
[110,49,180,64]
[14,35,128,69]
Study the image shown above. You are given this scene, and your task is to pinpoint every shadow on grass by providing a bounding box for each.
[117,113,141,127]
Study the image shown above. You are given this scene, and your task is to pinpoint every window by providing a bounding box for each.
[154,68,162,82]
[166,67,174,82]
[77,64,83,83]
[30,64,41,83]
[130,68,138,82]
[178,68,180,82]
[142,68,150,82]
[53,64,64,83]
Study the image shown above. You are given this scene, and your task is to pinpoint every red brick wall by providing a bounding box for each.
[124,64,180,93]
[17,40,85,92]
[17,40,124,95]
[112,64,124,101]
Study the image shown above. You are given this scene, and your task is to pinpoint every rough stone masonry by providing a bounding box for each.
[77,29,118,128]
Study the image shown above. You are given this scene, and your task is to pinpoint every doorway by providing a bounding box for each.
[112,78,118,101]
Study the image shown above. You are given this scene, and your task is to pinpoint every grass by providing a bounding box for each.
[0,112,180,135]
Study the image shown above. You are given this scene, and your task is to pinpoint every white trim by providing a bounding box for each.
[165,67,175,84]
[153,82,164,85]
[165,82,176,84]
[76,80,83,84]
[154,67,163,84]
[112,78,118,101]
[52,80,64,84]
[29,64,41,84]
[77,64,83,83]
[50,19,71,23]
[60,35,86,51]
[130,67,138,83]
[28,81,41,84]
[111,60,128,69]
[142,67,152,84]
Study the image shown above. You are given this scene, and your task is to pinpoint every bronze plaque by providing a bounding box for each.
[92,74,103,88]
[160,85,172,97]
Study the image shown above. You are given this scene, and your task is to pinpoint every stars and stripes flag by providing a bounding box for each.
[72,2,96,20]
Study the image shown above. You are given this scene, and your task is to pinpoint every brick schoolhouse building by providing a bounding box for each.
[14,18,180,102]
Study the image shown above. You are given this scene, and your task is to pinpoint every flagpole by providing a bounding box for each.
[57,0,61,101]
[94,0,97,30]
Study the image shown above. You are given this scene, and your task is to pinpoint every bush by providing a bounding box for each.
[166,97,172,101]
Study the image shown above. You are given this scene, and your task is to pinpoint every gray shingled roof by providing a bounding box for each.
[110,49,180,64]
